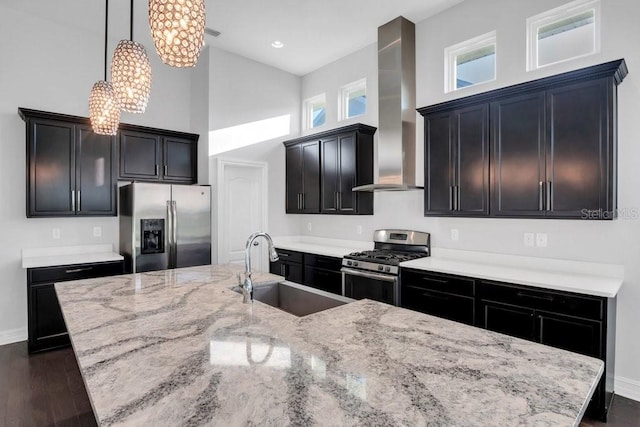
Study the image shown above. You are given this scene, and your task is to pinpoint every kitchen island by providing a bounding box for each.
[56,264,602,426]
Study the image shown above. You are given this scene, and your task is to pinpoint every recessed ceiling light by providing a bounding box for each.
[271,41,284,49]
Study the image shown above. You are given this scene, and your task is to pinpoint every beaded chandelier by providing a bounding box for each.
[148,0,206,67]
[111,0,152,113]
[89,0,120,135]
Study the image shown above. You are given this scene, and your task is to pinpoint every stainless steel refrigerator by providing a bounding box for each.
[119,182,211,273]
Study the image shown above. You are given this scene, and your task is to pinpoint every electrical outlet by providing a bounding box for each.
[523,232,535,247]
[536,233,548,247]
[356,225,363,235]
[52,228,61,239]
[307,222,312,231]
[93,226,102,237]
[450,228,459,241]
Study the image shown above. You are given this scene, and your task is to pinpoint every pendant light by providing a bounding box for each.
[148,0,206,68]
[89,0,120,135]
[111,0,152,113]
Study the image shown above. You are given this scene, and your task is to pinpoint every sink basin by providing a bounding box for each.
[232,281,353,317]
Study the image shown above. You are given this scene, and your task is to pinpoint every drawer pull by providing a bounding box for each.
[423,291,449,301]
[279,253,290,257]
[421,276,448,284]
[65,267,93,274]
[517,292,554,302]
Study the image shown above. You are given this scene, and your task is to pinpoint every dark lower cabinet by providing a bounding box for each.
[478,300,536,340]
[303,253,342,294]
[269,249,304,284]
[400,269,475,325]
[27,260,124,353]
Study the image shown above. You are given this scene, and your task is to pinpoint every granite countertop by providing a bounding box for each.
[22,244,124,269]
[56,263,602,426]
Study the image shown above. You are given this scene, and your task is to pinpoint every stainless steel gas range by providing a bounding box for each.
[341,229,430,305]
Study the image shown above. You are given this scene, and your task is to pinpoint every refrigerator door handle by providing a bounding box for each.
[167,200,174,267]
[171,200,178,267]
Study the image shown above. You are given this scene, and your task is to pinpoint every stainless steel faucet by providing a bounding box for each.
[242,232,279,303]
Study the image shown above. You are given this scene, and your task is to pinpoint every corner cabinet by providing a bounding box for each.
[418,59,628,220]
[283,124,376,215]
[20,109,117,217]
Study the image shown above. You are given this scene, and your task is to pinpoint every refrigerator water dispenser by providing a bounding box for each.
[141,219,164,254]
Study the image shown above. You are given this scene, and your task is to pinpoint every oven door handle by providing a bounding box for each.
[341,267,398,282]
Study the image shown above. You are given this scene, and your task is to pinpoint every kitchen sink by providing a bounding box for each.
[232,281,353,317]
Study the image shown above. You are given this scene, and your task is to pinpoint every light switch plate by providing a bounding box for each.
[523,233,535,247]
[536,233,548,247]
[356,225,363,235]
[93,226,102,237]
[450,228,459,241]
[307,222,312,231]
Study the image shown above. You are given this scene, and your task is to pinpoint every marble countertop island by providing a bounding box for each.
[56,264,603,426]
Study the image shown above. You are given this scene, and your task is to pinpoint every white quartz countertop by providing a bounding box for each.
[272,236,372,258]
[56,264,602,426]
[401,248,623,298]
[22,244,124,269]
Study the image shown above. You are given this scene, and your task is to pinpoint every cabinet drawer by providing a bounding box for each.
[401,269,475,297]
[28,260,124,284]
[477,280,603,320]
[304,266,342,295]
[274,248,303,264]
[303,253,342,271]
[401,285,474,325]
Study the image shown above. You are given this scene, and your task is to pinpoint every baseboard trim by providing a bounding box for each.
[0,327,27,346]
[615,375,640,402]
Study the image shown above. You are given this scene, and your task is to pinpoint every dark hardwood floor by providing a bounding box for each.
[0,341,638,426]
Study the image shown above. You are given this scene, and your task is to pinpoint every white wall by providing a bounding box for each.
[296,0,640,400]
[207,47,302,264]
[0,2,199,343]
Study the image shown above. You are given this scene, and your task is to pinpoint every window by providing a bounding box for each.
[303,94,326,130]
[339,79,367,120]
[445,31,496,93]
[527,0,600,71]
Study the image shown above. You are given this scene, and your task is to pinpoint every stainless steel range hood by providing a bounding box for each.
[353,16,419,192]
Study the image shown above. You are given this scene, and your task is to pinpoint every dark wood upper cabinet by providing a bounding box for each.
[424,104,489,216]
[119,127,198,184]
[419,59,628,220]
[21,110,116,217]
[285,123,375,215]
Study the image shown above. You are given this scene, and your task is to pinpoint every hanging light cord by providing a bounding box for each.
[104,0,109,81]
[130,0,134,41]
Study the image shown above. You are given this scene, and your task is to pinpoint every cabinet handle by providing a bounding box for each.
[422,291,450,301]
[335,192,339,209]
[456,185,460,212]
[546,181,553,212]
[280,264,285,276]
[297,193,301,210]
[449,186,454,211]
[301,193,305,209]
[278,253,290,258]
[71,190,75,212]
[77,190,81,212]
[155,164,159,176]
[338,192,341,209]
[164,165,168,176]
[539,181,544,211]
[516,292,554,302]
[65,267,93,274]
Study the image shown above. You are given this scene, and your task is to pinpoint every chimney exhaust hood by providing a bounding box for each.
[353,16,420,192]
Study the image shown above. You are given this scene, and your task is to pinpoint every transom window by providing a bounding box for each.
[445,31,496,93]
[339,79,367,120]
[303,94,326,130]
[527,0,600,71]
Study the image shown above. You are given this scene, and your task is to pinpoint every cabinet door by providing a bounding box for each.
[424,112,454,215]
[478,300,536,341]
[119,130,162,181]
[402,285,475,325]
[301,141,320,213]
[28,283,69,353]
[546,79,610,218]
[163,136,197,183]
[28,119,76,217]
[285,145,303,213]
[76,125,116,215]
[537,311,602,358]
[304,266,342,294]
[337,133,358,213]
[491,93,546,216]
[454,104,489,215]
[321,136,339,213]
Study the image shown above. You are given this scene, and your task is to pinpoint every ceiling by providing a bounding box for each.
[204,0,464,76]
[4,0,463,76]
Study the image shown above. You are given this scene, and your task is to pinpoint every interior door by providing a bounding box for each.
[172,185,211,269]
[217,160,268,271]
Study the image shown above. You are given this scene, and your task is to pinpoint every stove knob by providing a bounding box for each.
[347,261,353,266]
[385,266,391,273]
[353,262,359,267]
[378,265,384,271]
